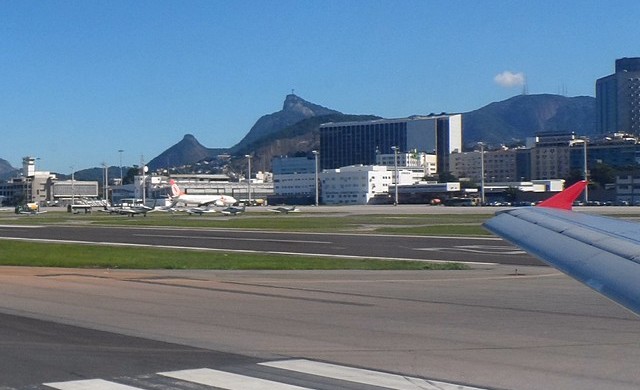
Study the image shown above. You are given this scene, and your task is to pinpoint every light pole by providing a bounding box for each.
[140,155,147,206]
[391,146,399,206]
[572,137,589,203]
[312,150,319,206]
[478,142,485,206]
[118,149,124,183]
[245,154,252,205]
[102,162,108,201]
[582,138,588,203]
[70,166,75,206]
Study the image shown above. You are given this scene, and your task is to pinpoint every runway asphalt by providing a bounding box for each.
[1,209,640,389]
[0,224,541,266]
[0,266,638,389]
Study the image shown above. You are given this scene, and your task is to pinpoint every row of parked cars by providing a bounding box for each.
[573,200,636,206]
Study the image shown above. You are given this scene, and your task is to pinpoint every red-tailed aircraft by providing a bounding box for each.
[484,180,640,316]
[169,179,237,207]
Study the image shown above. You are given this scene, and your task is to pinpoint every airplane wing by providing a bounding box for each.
[483,180,640,316]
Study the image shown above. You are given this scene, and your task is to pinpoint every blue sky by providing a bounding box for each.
[1,0,639,173]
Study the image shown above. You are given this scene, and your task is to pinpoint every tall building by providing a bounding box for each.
[319,115,462,173]
[528,132,577,180]
[596,57,640,135]
[450,148,518,183]
[319,165,394,205]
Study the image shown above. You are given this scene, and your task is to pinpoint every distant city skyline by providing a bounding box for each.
[1,1,639,173]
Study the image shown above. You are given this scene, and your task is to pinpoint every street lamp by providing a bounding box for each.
[245,154,252,204]
[391,146,399,206]
[70,166,75,206]
[582,138,588,203]
[573,138,589,203]
[312,150,319,206]
[102,162,108,201]
[478,142,485,206]
[118,149,124,183]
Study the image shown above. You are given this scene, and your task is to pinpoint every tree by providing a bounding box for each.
[438,171,457,183]
[589,163,615,189]
[123,166,139,185]
[565,169,584,187]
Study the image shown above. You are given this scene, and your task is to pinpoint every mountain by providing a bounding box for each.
[463,94,596,146]
[148,93,598,174]
[232,113,381,173]
[2,93,598,180]
[147,94,346,172]
[0,158,18,180]
[230,94,341,153]
[147,134,226,171]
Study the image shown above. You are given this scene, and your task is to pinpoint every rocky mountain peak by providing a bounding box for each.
[282,94,339,118]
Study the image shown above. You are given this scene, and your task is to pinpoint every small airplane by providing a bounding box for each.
[17,203,47,215]
[268,206,301,214]
[220,205,246,215]
[183,206,217,216]
[168,179,237,207]
[484,180,640,316]
[102,201,158,217]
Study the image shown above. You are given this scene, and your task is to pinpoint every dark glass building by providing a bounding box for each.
[596,57,640,135]
[319,115,462,173]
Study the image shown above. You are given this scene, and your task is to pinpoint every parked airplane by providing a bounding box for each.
[183,206,217,215]
[484,180,640,316]
[169,179,237,207]
[17,203,47,215]
[220,205,245,215]
[269,206,300,214]
[102,201,158,217]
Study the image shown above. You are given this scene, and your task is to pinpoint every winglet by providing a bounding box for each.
[537,180,587,210]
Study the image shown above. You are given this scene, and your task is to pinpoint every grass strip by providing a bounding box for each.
[0,212,491,235]
[0,240,468,270]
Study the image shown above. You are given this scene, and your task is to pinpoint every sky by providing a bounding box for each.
[1,0,639,173]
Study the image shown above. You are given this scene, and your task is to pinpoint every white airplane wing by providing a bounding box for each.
[483,180,640,316]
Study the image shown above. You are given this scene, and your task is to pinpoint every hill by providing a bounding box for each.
[147,134,225,171]
[463,94,596,146]
[231,113,381,173]
[231,94,342,151]
[148,94,348,171]
[149,93,598,174]
[0,158,18,181]
[2,93,599,180]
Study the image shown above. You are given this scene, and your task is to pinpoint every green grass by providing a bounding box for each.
[0,211,491,235]
[0,210,487,270]
[0,240,467,270]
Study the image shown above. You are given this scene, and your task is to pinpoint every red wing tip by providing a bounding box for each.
[537,180,587,210]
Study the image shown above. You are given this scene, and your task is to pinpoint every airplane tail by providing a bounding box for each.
[537,180,587,210]
[169,179,183,198]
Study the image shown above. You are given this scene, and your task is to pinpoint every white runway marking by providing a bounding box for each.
[414,244,525,255]
[261,359,489,390]
[0,237,497,265]
[159,367,314,389]
[44,379,143,390]
[134,233,331,244]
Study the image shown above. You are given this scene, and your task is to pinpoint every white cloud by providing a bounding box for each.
[494,71,526,88]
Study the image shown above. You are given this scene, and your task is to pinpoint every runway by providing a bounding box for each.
[0,266,638,389]
[1,222,640,389]
[0,224,540,266]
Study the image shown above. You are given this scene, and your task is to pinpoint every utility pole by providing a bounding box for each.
[391,146,399,206]
[312,150,319,206]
